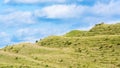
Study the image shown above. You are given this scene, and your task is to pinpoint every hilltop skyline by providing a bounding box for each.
[0,0,120,47]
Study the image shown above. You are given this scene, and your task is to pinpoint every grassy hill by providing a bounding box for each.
[89,23,120,35]
[0,23,120,68]
[65,23,120,37]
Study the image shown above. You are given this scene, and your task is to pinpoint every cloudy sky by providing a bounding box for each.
[0,0,120,48]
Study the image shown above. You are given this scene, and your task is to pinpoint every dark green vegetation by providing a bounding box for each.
[0,23,120,68]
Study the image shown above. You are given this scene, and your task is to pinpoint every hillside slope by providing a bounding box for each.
[89,23,120,35]
[65,23,120,37]
[0,23,120,68]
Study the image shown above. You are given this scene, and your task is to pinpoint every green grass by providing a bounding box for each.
[0,23,120,68]
[89,23,120,35]
[65,23,120,37]
[64,30,87,37]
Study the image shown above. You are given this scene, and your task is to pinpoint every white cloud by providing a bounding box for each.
[92,0,120,16]
[0,11,35,26]
[105,20,120,24]
[0,32,11,47]
[4,0,66,4]
[0,32,8,38]
[4,0,10,4]
[78,0,120,25]
[13,22,72,42]
[34,0,120,19]
[16,28,39,37]
[15,28,49,41]
[34,4,86,19]
[13,28,40,43]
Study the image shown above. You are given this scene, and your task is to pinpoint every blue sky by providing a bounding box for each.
[0,0,120,48]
